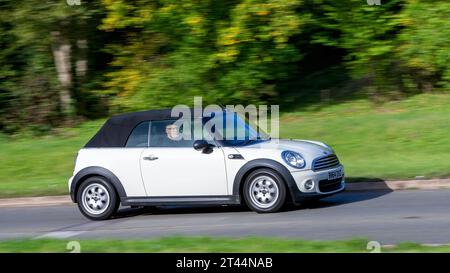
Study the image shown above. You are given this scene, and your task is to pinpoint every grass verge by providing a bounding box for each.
[0,237,449,253]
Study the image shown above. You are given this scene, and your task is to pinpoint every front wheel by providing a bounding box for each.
[76,176,119,220]
[243,168,287,213]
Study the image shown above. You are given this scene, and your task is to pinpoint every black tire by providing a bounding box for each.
[76,176,119,220]
[243,168,287,213]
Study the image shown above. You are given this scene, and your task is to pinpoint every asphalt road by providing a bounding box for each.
[1,189,450,244]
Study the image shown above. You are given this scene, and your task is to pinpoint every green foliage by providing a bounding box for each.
[310,0,450,98]
[1,237,450,253]
[397,1,450,89]
[101,0,304,111]
[100,0,450,111]
[0,0,450,130]
[0,0,108,132]
[309,0,404,98]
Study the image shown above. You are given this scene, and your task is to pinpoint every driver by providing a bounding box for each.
[165,124,182,142]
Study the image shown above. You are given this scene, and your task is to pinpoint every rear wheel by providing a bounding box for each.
[76,176,119,220]
[243,168,286,213]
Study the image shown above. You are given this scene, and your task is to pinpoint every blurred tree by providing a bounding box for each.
[309,0,450,99]
[397,0,450,91]
[310,0,404,100]
[0,0,110,132]
[100,0,303,111]
[1,0,449,133]
[0,2,20,132]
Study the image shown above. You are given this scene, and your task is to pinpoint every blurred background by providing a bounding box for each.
[0,0,449,197]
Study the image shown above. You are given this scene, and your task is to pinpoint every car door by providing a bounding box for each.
[140,119,228,196]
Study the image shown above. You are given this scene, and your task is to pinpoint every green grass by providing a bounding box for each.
[280,93,450,181]
[0,237,449,253]
[0,93,449,198]
[0,120,105,198]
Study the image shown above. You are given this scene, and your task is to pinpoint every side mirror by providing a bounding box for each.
[193,140,208,151]
[193,140,214,154]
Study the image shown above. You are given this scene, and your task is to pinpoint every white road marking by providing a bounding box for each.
[34,231,86,239]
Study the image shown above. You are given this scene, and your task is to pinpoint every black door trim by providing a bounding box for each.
[121,195,240,206]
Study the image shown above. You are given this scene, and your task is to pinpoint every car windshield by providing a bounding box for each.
[203,111,270,147]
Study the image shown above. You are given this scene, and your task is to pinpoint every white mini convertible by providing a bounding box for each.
[69,109,345,220]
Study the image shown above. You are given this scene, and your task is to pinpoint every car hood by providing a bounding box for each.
[240,139,332,153]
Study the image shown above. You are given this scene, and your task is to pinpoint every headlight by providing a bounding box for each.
[281,150,306,169]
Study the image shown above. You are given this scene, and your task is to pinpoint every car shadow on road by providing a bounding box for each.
[295,178,393,210]
[298,190,392,210]
[113,179,393,219]
[113,204,250,219]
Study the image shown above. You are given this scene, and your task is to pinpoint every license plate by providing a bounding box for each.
[328,169,343,180]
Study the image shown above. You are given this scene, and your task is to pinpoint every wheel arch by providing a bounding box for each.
[232,159,298,203]
[70,166,127,203]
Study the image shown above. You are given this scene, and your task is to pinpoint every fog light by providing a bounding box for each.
[304,179,315,190]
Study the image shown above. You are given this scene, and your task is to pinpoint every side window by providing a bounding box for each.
[149,120,194,147]
[125,121,149,147]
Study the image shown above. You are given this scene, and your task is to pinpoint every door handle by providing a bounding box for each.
[143,155,158,161]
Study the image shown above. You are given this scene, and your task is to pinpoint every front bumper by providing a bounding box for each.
[289,165,345,203]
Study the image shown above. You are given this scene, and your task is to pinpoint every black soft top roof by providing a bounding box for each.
[85,109,185,148]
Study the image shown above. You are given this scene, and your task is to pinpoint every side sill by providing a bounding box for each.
[121,195,241,206]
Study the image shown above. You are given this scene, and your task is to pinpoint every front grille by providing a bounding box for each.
[319,177,342,192]
[312,154,340,171]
